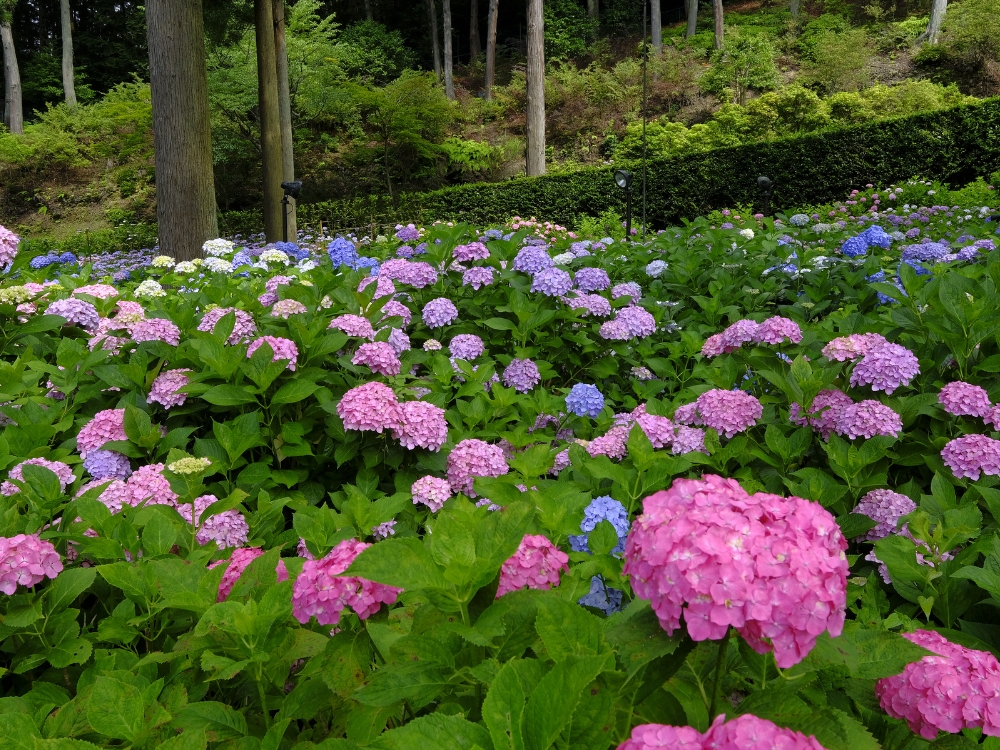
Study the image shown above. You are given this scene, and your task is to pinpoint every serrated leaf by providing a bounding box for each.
[86,677,143,741]
[522,654,612,750]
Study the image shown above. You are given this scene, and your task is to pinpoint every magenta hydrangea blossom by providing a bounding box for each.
[337,382,403,433]
[446,439,509,496]
[693,389,763,438]
[0,534,63,595]
[987,405,1000,430]
[720,319,759,351]
[411,476,452,512]
[148,369,192,410]
[197,307,257,345]
[352,342,402,376]
[620,714,825,750]
[462,266,494,290]
[291,539,402,626]
[422,298,458,328]
[2,458,74,496]
[633,405,675,449]
[942,434,1000,480]
[247,336,298,371]
[624,474,848,668]
[754,316,803,345]
[452,242,490,262]
[502,358,541,392]
[210,547,290,602]
[496,534,569,598]
[822,332,888,361]
[124,463,178,508]
[701,333,727,357]
[47,298,100,331]
[790,389,854,440]
[876,629,1000,740]
[76,409,127,458]
[393,400,448,451]
[849,342,920,394]
[833,400,903,439]
[853,489,916,541]
[939,381,992,418]
[329,314,375,340]
[587,426,630,460]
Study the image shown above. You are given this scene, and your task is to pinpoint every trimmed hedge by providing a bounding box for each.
[226,98,1000,234]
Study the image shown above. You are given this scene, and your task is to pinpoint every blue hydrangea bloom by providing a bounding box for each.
[840,234,868,258]
[355,256,380,276]
[59,252,79,265]
[578,575,624,615]
[274,242,310,261]
[789,213,810,227]
[328,237,358,268]
[901,242,948,263]
[482,229,503,240]
[569,496,630,555]
[414,242,428,254]
[231,250,254,270]
[30,255,55,269]
[565,383,605,418]
[860,225,892,249]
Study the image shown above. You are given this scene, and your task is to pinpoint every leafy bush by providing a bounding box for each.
[543,0,599,60]
[802,27,874,93]
[339,20,417,86]
[699,32,781,106]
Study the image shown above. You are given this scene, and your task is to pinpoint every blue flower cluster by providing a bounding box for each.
[355,257,380,276]
[328,237,359,268]
[867,269,906,305]
[30,252,78,269]
[565,383,605,418]
[840,225,893,258]
[569,496,630,555]
[578,575,623,615]
[273,242,310,261]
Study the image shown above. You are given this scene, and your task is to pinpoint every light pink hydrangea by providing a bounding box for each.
[380,300,412,328]
[588,426,630,460]
[393,401,448,451]
[197,307,257,345]
[123,463,178,508]
[128,317,181,346]
[854,489,917,541]
[337,382,403,433]
[0,534,62,594]
[754,316,803,345]
[693,389,763,438]
[849,342,920,394]
[822,332,888,361]
[619,714,825,750]
[876,629,1000,740]
[446,439,509,496]
[0,224,18,265]
[790,389,854,439]
[1,458,74,496]
[633,404,675,449]
[329,314,375,340]
[76,409,127,458]
[672,426,707,455]
[624,474,848,668]
[701,333,727,357]
[833,400,903,439]
[411,476,452,512]
[939,381,992,418]
[673,402,699,425]
[73,284,119,300]
[176,494,250,549]
[265,275,292,294]
[942,434,1000,480]
[148,369,192,410]
[270,299,308,319]
[358,275,396,299]
[291,539,401,626]
[720,319,760,351]
[352,342,401,376]
[210,547,290,602]
[496,534,569,598]
[247,336,298,371]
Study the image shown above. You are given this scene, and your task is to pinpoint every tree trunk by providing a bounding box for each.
[0,22,22,135]
[919,0,947,44]
[686,0,697,38]
[443,0,455,99]
[525,0,545,176]
[145,0,218,260]
[587,0,598,19]
[255,0,284,243]
[651,0,662,54]
[713,0,723,50]
[790,0,799,19]
[469,0,481,61]
[484,0,498,98]
[273,0,296,242]
[427,0,442,81]
[364,0,373,21]
[60,0,76,106]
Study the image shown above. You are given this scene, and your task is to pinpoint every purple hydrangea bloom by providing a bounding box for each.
[449,334,485,360]
[612,282,642,301]
[569,495,630,554]
[574,267,611,292]
[565,383,605,418]
[422,298,458,328]
[502,358,540,392]
[901,243,949,264]
[578,575,624,615]
[531,267,573,296]
[564,293,612,317]
[83,450,132,481]
[47,298,100,331]
[513,246,553,274]
[462,266,494,290]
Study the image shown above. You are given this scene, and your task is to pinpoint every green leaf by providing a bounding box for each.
[45,568,96,615]
[172,702,248,742]
[534,594,608,661]
[0,713,41,749]
[202,385,258,406]
[347,538,451,591]
[86,677,144,741]
[46,638,92,669]
[156,730,208,750]
[836,514,879,541]
[271,379,320,405]
[522,654,612,750]
[587,521,619,557]
[482,658,546,750]
[213,413,264,465]
[483,318,517,331]
[142,510,178,556]
[353,661,450,708]
[371,714,494,750]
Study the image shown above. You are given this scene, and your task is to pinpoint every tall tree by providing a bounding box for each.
[443,0,454,99]
[469,0,481,60]
[651,0,662,54]
[525,0,544,176]
[790,0,799,19]
[686,0,697,38]
[146,0,218,260]
[255,0,283,242]
[919,0,947,43]
[587,0,598,19]
[364,0,373,21]
[60,0,76,106]
[427,0,442,81]
[713,0,723,50]
[274,0,296,241]
[0,1,21,135]
[484,0,498,98]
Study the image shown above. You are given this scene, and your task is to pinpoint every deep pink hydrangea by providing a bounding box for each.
[849,342,920,394]
[210,547,290,602]
[619,714,825,750]
[822,332,888,362]
[352,342,402,376]
[2,458,74,496]
[693,389,763,438]
[701,333,727,357]
[446,439,509,496]
[422,298,458,327]
[148,369,192,410]
[496,534,569,598]
[939,381,992,418]
[624,475,848,668]
[453,242,490,262]
[876,629,1000,740]
[411,476,452,511]
[854,489,917,541]
[790,389,854,440]
[588,426,630,460]
[197,307,257,345]
[833,400,903,439]
[941,434,1000,480]
[0,534,63,594]
[291,539,402,626]
[754,316,803,345]
[128,318,181,346]
[337,382,403,433]
[76,409,127,458]
[247,336,298,371]
[503,358,541,392]
[328,314,376,340]
[393,400,448,451]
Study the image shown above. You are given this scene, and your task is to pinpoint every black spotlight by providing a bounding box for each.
[614,169,634,239]
[280,181,303,242]
[757,175,775,217]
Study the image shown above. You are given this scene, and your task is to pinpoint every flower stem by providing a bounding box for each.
[708,632,730,720]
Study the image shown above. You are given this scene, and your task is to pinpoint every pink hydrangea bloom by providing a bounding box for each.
[210,547,290,602]
[128,317,181,346]
[247,336,298,371]
[257,291,278,308]
[358,275,395,299]
[942,434,1000,480]
[124,463,178,508]
[453,242,490,262]
[411,476,452,512]
[849,342,920,394]
[176,494,249,549]
[197,307,257,345]
[693,389,763,438]
[616,306,657,338]
[719,319,760,352]
[2,458,74,496]
[265,275,292,294]
[790,389,854,440]
[633,404,674,449]
[337,382,403,433]
[987,405,1000,430]
[624,475,848,668]
[939,381,992,418]
[463,266,495,290]
[876,629,1000,740]
[73,284,119,300]
[854,489,917,541]
[291,539,401,626]
[672,426,707,455]
[270,299,308,319]
[329,314,375,339]
[588,425,630,460]
[393,401,448,451]
[833,400,903,439]
[496,534,569,598]
[0,534,63,594]
[77,409,127,458]
[380,300,412,327]
[619,714,825,750]
[380,259,438,288]
[673,403,700,425]
[148,369,192,410]
[352,342,401,376]
[822,332,888,362]
[0,224,18,265]
[754,316,803,345]
[446,439,509,496]
[701,333,727,357]
[115,301,146,321]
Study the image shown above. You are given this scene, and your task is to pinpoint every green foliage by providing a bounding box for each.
[543,0,599,60]
[803,27,874,93]
[339,20,417,86]
[700,32,781,106]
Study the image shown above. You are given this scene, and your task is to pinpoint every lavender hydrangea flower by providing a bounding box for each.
[513,246,553,273]
[565,383,605,418]
[83,450,132,481]
[422,298,458,328]
[502,358,540,392]
[574,267,611,292]
[449,334,485,360]
[531,267,573,296]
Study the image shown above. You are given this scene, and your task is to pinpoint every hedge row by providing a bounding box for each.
[224,98,1000,235]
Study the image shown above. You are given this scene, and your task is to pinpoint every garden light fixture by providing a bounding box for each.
[757,175,775,216]
[614,169,633,238]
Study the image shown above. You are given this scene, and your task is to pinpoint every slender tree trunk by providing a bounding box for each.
[145,0,218,260]
[588,0,598,19]
[364,0,373,21]
[686,0,698,38]
[790,0,799,19]
[427,0,442,81]
[469,0,481,60]
[60,0,76,106]
[919,0,947,43]
[273,0,296,242]
[1,22,21,135]
[484,0,498,98]
[651,0,662,54]
[443,0,455,99]
[255,0,283,242]
[713,0,723,50]
[525,0,545,176]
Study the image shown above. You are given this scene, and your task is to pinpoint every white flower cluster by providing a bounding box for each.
[203,238,235,257]
[203,257,232,274]
[646,260,668,278]
[151,255,175,269]
[552,253,574,266]
[259,249,290,265]
[134,280,166,298]
[739,228,755,240]
[174,261,198,274]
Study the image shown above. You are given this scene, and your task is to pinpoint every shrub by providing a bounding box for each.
[699,31,781,106]
[803,27,874,93]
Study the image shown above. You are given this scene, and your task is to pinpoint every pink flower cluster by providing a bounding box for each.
[380,259,438,288]
[1,458,74,496]
[148,369,192,410]
[380,300,412,327]
[790,390,902,440]
[73,284,118,300]
[291,539,401,626]
[0,534,63,594]
[128,318,181,346]
[247,336,298,371]
[329,314,375,340]
[446,438,509,496]
[496,534,569,598]
[211,547,289,602]
[197,307,257,345]
[673,390,762,438]
[453,242,490,262]
[849,342,920,394]
[853,489,916,541]
[942,434,1000,480]
[411,475,452,511]
[821,332,888,361]
[76,409,127,458]
[619,715,825,750]
[95,463,178,513]
[876,629,1000,740]
[393,401,448,450]
[177,494,250,549]
[624,475,848,668]
[702,317,802,356]
[337,382,403,433]
[789,389,854,439]
[352,342,401,376]
[939,381,992,418]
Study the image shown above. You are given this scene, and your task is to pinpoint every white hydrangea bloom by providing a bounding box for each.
[552,253,574,265]
[203,257,232,274]
[738,228,755,240]
[151,255,175,268]
[203,238,235,256]
[135,280,166,298]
